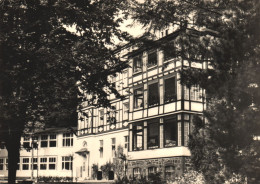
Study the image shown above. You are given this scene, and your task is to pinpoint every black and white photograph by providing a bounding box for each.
[0,0,259,183]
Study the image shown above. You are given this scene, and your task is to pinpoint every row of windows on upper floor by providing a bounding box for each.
[21,133,74,149]
[0,156,73,171]
[131,114,191,151]
[78,77,202,130]
[132,49,175,74]
[133,78,203,109]
[107,48,176,85]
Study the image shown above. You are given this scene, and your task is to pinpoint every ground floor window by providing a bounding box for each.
[165,166,175,180]
[147,121,159,149]
[164,117,177,147]
[112,138,116,157]
[148,166,157,177]
[99,140,103,158]
[133,123,143,151]
[62,156,72,170]
[22,158,30,170]
[133,167,141,178]
[124,136,129,150]
[49,157,56,170]
[40,158,47,170]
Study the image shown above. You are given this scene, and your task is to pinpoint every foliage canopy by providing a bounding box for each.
[0,0,129,182]
[130,0,260,183]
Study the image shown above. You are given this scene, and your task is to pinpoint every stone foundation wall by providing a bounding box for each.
[127,156,191,179]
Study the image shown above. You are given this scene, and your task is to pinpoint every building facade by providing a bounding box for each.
[75,30,206,181]
[0,127,76,180]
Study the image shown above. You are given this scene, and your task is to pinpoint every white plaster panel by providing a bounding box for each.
[143,109,148,118]
[176,60,182,67]
[184,101,190,110]
[165,62,174,71]
[128,146,191,160]
[183,60,189,66]
[177,101,181,110]
[191,102,203,112]
[159,105,164,114]
[148,106,158,116]
[164,102,175,113]
[191,62,202,69]
[133,110,143,120]
[148,68,157,77]
[133,74,142,82]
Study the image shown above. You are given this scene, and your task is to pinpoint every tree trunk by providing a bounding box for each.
[6,129,22,184]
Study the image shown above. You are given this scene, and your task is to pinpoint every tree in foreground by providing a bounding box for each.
[0,0,129,183]
[130,0,260,183]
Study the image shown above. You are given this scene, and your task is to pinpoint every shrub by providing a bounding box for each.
[170,170,205,184]
[115,172,166,184]
[92,163,99,179]
[101,161,114,179]
[37,176,73,182]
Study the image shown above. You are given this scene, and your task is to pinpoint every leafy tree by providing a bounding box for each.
[114,145,127,179]
[0,0,129,183]
[130,0,260,183]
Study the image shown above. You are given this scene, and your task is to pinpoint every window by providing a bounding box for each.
[123,102,129,119]
[184,85,189,100]
[164,117,177,147]
[62,156,73,170]
[148,83,159,107]
[133,56,142,73]
[40,158,47,170]
[63,133,73,147]
[23,137,30,148]
[183,122,189,145]
[112,138,116,157]
[22,158,30,170]
[165,166,175,180]
[164,48,174,61]
[134,87,143,109]
[124,136,129,150]
[148,166,157,175]
[133,167,141,178]
[49,157,56,170]
[5,159,8,170]
[147,121,159,149]
[108,106,116,124]
[164,77,176,103]
[32,158,37,170]
[41,135,48,147]
[99,110,104,125]
[190,86,202,101]
[49,134,56,147]
[133,124,143,151]
[0,159,3,170]
[147,51,157,68]
[99,140,103,158]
